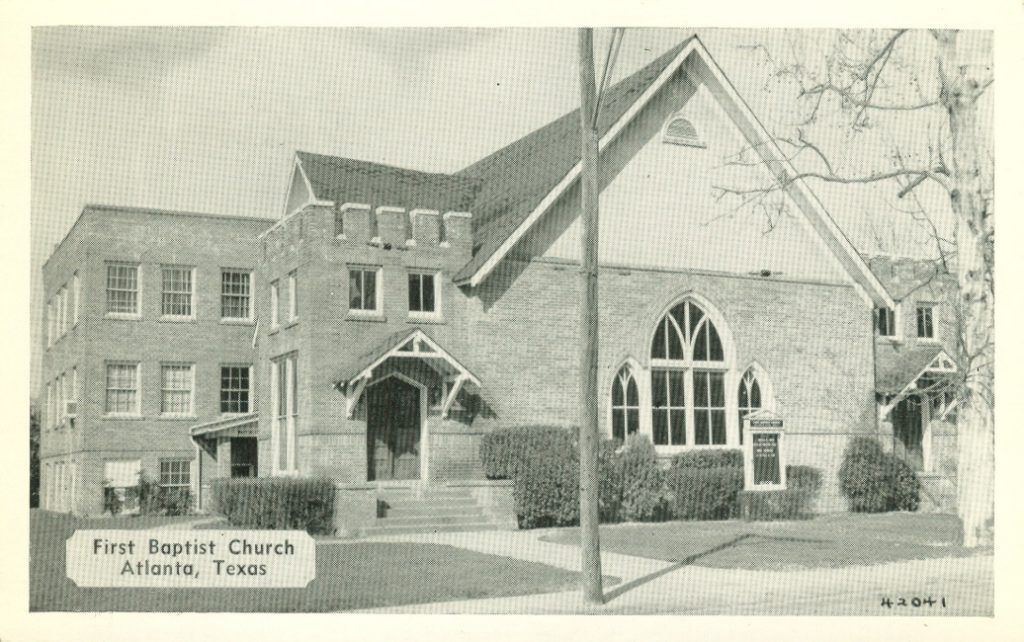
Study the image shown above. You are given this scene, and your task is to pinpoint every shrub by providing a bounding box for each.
[615,434,669,521]
[513,439,579,529]
[666,465,744,520]
[211,477,336,534]
[838,437,921,512]
[670,448,743,469]
[138,475,193,516]
[480,425,577,480]
[787,465,823,495]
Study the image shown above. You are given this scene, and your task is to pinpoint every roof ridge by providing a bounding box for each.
[295,150,469,181]
[84,203,275,223]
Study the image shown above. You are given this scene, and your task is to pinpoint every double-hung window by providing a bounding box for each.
[288,271,298,322]
[161,266,194,318]
[221,269,252,320]
[349,267,380,313]
[159,460,191,488]
[876,306,897,337]
[220,365,251,414]
[270,280,280,328]
[916,305,935,339]
[271,353,297,473]
[160,363,194,415]
[408,271,438,317]
[106,263,140,315]
[105,362,139,415]
[72,272,80,325]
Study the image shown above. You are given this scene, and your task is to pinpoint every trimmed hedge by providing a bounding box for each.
[671,448,743,469]
[739,465,823,520]
[511,429,580,529]
[600,434,669,522]
[666,465,744,520]
[838,437,921,513]
[211,477,337,534]
[480,425,577,480]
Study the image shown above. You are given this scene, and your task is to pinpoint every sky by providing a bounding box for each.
[29,27,993,393]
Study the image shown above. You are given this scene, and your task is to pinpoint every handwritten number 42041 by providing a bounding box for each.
[880,597,947,608]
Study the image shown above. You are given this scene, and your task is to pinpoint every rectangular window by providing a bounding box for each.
[408,272,437,315]
[875,307,896,337]
[57,373,65,424]
[46,382,52,428]
[161,266,194,317]
[221,269,252,319]
[349,267,379,312]
[159,460,191,487]
[693,371,726,445]
[334,208,345,237]
[288,271,298,321]
[71,367,78,412]
[270,280,280,327]
[72,272,80,325]
[160,364,194,415]
[651,369,686,446]
[916,306,934,339]
[105,362,139,415]
[272,353,297,473]
[58,287,67,336]
[46,299,53,347]
[220,365,251,414]
[106,263,140,315]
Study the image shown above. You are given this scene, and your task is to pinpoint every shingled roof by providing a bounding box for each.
[451,37,695,282]
[875,343,945,396]
[296,150,483,213]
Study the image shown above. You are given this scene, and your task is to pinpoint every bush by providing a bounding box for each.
[611,434,669,522]
[138,475,193,516]
[513,438,579,529]
[666,465,744,520]
[787,465,823,495]
[480,425,577,480]
[838,437,921,512]
[670,448,743,469]
[211,477,337,534]
[738,466,822,520]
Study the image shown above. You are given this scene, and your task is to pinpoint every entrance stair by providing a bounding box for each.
[363,485,514,536]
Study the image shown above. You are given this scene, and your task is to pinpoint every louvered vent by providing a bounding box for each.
[663,117,705,148]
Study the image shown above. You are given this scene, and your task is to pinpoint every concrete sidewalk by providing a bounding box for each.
[353,529,994,615]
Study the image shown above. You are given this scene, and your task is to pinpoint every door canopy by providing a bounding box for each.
[334,328,482,419]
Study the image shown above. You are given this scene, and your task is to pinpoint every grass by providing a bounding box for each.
[542,512,981,570]
[31,510,589,611]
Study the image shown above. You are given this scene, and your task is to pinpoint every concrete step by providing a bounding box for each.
[376,513,487,527]
[362,522,506,537]
[382,505,486,518]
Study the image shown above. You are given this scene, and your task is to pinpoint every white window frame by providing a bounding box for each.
[160,265,196,320]
[646,298,735,452]
[876,305,900,339]
[271,353,298,475]
[220,269,253,322]
[916,304,937,341]
[105,262,142,318]
[105,361,141,416]
[288,270,298,322]
[407,270,442,319]
[58,286,67,337]
[159,459,192,488]
[220,364,252,415]
[347,266,382,316]
[160,362,195,417]
[270,280,280,328]
[610,364,641,441]
[72,272,80,326]
[46,299,53,348]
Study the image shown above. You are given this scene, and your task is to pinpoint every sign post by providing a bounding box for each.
[742,409,786,491]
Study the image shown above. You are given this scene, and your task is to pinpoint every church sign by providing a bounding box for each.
[743,410,786,491]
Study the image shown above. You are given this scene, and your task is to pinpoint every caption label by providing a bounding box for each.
[66,530,316,588]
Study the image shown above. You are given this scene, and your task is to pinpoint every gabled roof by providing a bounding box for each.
[448,36,894,308]
[451,38,695,284]
[294,150,482,213]
[875,343,956,396]
[333,327,481,389]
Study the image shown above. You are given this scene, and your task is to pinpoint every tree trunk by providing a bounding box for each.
[932,29,995,548]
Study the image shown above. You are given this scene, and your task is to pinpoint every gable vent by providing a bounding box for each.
[663,116,705,148]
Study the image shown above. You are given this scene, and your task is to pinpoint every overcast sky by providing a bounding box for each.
[29,27,992,392]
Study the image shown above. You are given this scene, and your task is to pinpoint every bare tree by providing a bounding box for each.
[716,29,993,546]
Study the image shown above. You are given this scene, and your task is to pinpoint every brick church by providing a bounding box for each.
[39,36,960,517]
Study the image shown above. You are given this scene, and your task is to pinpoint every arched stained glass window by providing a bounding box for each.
[611,366,640,441]
[737,369,762,445]
[650,300,728,446]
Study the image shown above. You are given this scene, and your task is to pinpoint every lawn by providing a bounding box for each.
[30,510,589,611]
[542,512,982,570]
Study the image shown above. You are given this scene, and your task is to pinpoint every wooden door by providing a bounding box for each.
[892,396,924,471]
[366,377,421,481]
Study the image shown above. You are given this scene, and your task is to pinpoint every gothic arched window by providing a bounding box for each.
[737,368,762,445]
[611,366,640,441]
[650,300,728,446]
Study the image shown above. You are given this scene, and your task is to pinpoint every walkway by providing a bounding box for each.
[351,529,994,615]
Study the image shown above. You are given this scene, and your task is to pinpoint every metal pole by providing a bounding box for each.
[577,27,604,605]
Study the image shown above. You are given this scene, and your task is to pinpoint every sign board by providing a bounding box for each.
[743,411,786,491]
[66,530,316,588]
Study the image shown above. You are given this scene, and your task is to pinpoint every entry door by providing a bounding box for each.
[367,377,421,481]
[230,438,258,478]
[892,397,924,471]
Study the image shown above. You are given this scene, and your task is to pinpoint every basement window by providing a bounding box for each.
[663,116,705,148]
